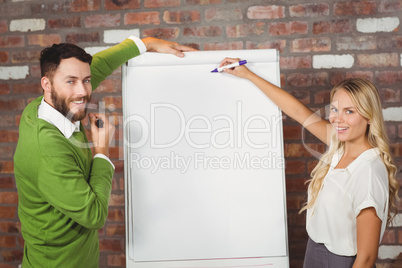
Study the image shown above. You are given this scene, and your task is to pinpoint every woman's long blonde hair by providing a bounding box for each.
[300,78,399,226]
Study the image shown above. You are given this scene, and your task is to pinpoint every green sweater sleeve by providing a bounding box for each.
[90,38,141,90]
[36,126,114,230]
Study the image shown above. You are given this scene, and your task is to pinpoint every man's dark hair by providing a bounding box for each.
[40,43,93,80]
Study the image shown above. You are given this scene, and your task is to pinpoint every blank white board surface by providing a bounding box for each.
[123,49,288,267]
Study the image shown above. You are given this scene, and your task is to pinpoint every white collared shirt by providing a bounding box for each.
[306,148,388,256]
[38,98,115,169]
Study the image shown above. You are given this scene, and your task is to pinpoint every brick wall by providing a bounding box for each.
[0,0,401,267]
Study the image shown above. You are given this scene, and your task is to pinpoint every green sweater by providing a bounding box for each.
[14,39,140,268]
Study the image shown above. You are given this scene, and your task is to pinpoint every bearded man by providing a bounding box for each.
[13,37,195,267]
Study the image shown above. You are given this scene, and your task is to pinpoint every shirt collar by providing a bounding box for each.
[37,98,81,139]
[331,147,380,173]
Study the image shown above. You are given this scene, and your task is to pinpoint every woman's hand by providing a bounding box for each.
[219,57,253,79]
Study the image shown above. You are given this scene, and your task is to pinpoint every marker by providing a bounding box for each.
[211,60,247,73]
[95,118,104,128]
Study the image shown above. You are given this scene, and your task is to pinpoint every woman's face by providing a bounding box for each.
[329,89,370,144]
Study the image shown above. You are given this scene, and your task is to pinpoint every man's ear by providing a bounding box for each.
[41,77,52,94]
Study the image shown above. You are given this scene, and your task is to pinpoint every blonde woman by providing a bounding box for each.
[219,58,399,268]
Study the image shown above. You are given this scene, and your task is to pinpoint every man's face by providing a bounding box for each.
[48,57,92,122]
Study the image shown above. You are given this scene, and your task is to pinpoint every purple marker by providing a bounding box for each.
[211,60,247,73]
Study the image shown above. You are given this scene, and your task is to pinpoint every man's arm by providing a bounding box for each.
[90,37,197,89]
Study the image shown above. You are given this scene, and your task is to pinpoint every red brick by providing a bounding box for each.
[398,124,402,139]
[379,88,400,103]
[103,96,122,109]
[0,130,19,142]
[357,53,399,68]
[0,235,16,248]
[114,160,124,173]
[186,0,221,4]
[285,143,325,158]
[107,208,124,222]
[48,17,81,29]
[280,56,311,70]
[381,229,396,244]
[269,21,308,36]
[143,28,180,40]
[68,0,101,12]
[289,3,329,17]
[246,40,286,53]
[163,10,200,24]
[0,206,16,219]
[0,4,26,17]
[30,2,66,15]
[108,193,124,207]
[0,99,25,111]
[203,41,243,51]
[183,26,222,37]
[0,84,10,95]
[84,14,121,28]
[99,238,124,252]
[386,124,397,140]
[287,210,306,226]
[337,36,377,51]
[145,0,180,8]
[28,35,61,47]
[283,125,303,140]
[12,83,42,94]
[105,0,140,10]
[0,221,21,233]
[285,160,306,174]
[0,146,14,160]
[1,249,23,262]
[286,193,306,209]
[106,224,125,236]
[109,146,123,160]
[287,72,328,88]
[205,8,242,21]
[66,32,99,44]
[379,0,402,12]
[0,192,18,204]
[0,115,14,127]
[96,79,122,93]
[399,229,402,243]
[334,1,376,15]
[314,90,331,104]
[11,51,41,64]
[226,23,264,38]
[286,178,308,192]
[313,20,352,34]
[0,36,24,48]
[124,12,160,26]
[375,70,402,85]
[0,161,14,174]
[30,65,41,78]
[0,20,7,33]
[247,5,285,20]
[0,177,15,189]
[0,51,9,63]
[331,71,374,86]
[107,254,126,266]
[291,37,331,52]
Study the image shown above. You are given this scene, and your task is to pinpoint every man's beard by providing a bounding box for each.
[50,86,90,122]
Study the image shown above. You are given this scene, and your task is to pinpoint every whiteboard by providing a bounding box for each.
[122,49,289,267]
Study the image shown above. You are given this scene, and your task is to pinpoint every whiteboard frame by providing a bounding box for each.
[122,49,289,268]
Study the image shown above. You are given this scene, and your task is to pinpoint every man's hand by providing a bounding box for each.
[89,113,115,157]
[141,37,197,57]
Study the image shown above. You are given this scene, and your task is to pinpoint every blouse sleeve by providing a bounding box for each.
[351,159,389,220]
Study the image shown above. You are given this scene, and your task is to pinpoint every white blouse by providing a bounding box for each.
[306,148,389,256]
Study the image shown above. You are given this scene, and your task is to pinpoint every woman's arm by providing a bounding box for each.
[353,207,382,268]
[221,58,332,145]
